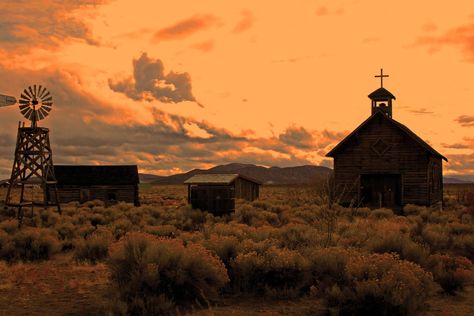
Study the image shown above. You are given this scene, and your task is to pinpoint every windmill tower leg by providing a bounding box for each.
[4,126,61,226]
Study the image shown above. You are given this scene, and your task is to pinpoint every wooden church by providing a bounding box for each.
[326,70,447,209]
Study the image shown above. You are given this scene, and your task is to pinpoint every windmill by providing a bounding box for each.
[1,85,61,226]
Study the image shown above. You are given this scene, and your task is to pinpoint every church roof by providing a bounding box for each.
[325,111,447,161]
[368,87,396,100]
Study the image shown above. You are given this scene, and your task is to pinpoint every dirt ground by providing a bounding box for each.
[0,253,472,315]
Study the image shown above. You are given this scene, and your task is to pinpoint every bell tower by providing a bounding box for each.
[368,69,396,118]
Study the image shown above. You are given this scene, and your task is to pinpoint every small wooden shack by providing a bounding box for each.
[50,165,140,206]
[184,174,261,214]
[326,80,447,209]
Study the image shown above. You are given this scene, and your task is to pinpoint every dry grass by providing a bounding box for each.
[0,185,472,315]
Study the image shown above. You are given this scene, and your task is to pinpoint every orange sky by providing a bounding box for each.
[0,0,472,179]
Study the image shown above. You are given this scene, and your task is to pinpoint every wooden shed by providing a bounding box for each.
[184,174,261,214]
[326,83,447,209]
[49,165,140,206]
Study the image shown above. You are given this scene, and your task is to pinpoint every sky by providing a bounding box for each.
[0,0,473,180]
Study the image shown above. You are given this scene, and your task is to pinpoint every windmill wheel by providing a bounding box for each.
[18,85,53,122]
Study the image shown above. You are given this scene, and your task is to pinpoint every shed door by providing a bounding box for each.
[360,174,401,208]
[190,186,235,214]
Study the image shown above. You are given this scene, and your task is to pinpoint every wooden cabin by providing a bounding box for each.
[326,82,447,209]
[184,174,261,214]
[50,165,140,206]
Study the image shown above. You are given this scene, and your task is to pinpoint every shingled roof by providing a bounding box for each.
[326,111,447,161]
[368,87,396,100]
[54,165,140,186]
[184,173,262,185]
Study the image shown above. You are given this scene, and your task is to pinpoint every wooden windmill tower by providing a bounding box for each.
[0,85,61,225]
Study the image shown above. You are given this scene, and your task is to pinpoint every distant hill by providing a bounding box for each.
[443,177,473,184]
[140,167,473,185]
[146,163,332,185]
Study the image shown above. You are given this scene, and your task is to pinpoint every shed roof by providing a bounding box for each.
[54,165,139,186]
[184,173,262,185]
[326,111,447,161]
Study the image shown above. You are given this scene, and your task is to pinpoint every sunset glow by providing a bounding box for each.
[0,0,472,179]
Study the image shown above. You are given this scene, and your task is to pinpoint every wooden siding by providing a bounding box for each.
[333,114,440,206]
[51,185,139,206]
[234,177,259,201]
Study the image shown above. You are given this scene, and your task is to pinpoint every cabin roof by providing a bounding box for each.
[184,173,262,185]
[54,165,140,186]
[325,111,447,161]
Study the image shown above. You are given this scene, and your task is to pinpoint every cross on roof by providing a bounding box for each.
[375,68,389,88]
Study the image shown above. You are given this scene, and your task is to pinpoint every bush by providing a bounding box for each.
[367,233,429,266]
[108,233,229,314]
[231,246,310,297]
[0,228,60,261]
[74,227,113,263]
[369,208,394,219]
[425,254,473,294]
[318,252,436,316]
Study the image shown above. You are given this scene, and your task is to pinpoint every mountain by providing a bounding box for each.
[139,173,167,183]
[149,163,332,185]
[443,177,473,184]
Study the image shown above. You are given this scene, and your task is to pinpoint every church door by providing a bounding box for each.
[360,174,401,209]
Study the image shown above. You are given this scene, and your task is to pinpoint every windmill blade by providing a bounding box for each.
[37,109,44,120]
[37,85,44,98]
[19,104,29,111]
[23,89,32,99]
[0,94,17,107]
[28,86,34,98]
[19,99,30,105]
[42,102,53,107]
[39,107,49,118]
[20,93,30,101]
[42,96,53,102]
[42,106,52,113]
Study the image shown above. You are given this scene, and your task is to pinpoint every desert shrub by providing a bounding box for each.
[425,254,473,294]
[367,233,429,266]
[353,207,371,218]
[277,224,321,249]
[331,253,436,316]
[403,204,428,217]
[305,247,356,289]
[40,209,61,227]
[0,219,18,234]
[74,227,113,263]
[174,205,207,231]
[233,204,262,226]
[231,246,310,297]
[75,223,96,239]
[112,217,134,239]
[447,222,472,235]
[0,227,60,261]
[369,208,394,219]
[202,235,240,266]
[143,224,177,237]
[422,224,451,252]
[108,233,229,314]
[90,213,106,227]
[452,235,474,260]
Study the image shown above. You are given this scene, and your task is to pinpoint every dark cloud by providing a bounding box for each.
[191,40,215,52]
[446,153,474,174]
[408,108,434,115]
[455,115,474,127]
[0,1,107,50]
[109,53,201,105]
[153,14,219,41]
[279,126,314,149]
[415,20,474,61]
[442,143,470,149]
[232,10,255,33]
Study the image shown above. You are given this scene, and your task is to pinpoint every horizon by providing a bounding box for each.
[0,1,472,179]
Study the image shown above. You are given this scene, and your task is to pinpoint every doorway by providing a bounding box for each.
[360,174,401,208]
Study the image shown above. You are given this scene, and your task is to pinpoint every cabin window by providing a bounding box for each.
[107,192,117,201]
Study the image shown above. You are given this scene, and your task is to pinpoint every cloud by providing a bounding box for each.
[233,10,255,33]
[415,20,474,61]
[191,40,215,52]
[315,6,329,16]
[455,115,474,127]
[0,1,107,50]
[446,153,474,175]
[408,108,434,115]
[442,143,470,149]
[279,126,314,149]
[153,14,219,41]
[109,53,201,105]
